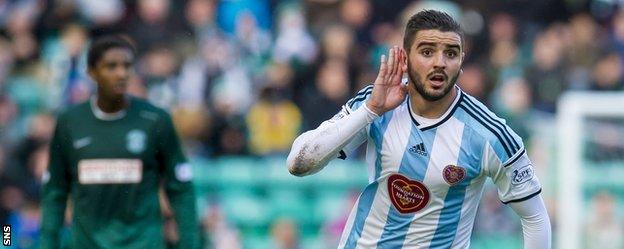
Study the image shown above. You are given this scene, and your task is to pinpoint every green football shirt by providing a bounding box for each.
[41,96,199,249]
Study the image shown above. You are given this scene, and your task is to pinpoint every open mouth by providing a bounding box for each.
[428,74,446,86]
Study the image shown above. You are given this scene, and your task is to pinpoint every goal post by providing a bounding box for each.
[557,91,624,249]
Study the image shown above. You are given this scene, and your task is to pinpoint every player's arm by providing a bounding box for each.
[286,99,377,176]
[485,141,551,249]
[509,193,552,249]
[41,115,71,249]
[287,46,408,176]
[157,112,199,249]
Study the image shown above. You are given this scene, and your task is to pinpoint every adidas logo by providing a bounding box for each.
[409,143,428,156]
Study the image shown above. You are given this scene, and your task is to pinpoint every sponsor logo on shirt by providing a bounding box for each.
[512,165,534,185]
[126,129,146,154]
[443,165,466,186]
[78,159,143,184]
[388,174,430,214]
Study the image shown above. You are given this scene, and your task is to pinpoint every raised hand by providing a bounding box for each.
[366,46,408,115]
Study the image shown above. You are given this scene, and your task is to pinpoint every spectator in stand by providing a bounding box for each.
[586,191,624,249]
[201,204,242,249]
[42,23,91,108]
[272,3,318,66]
[127,0,184,55]
[270,217,301,249]
[299,58,351,130]
[247,86,301,156]
[7,113,54,199]
[139,45,179,109]
[526,26,567,113]
[184,0,220,45]
[589,51,623,91]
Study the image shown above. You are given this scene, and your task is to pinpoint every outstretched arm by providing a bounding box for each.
[286,103,378,176]
[287,46,408,176]
[509,194,552,249]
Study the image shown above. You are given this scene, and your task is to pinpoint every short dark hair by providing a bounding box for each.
[87,35,135,69]
[403,10,463,52]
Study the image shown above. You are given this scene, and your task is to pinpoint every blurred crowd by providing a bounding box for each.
[1,0,624,248]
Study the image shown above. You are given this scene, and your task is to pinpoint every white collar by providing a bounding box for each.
[90,96,128,121]
[407,85,463,130]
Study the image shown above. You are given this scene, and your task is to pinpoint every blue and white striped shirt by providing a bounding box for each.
[334,85,541,249]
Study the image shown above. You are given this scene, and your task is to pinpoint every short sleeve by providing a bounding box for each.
[485,146,542,204]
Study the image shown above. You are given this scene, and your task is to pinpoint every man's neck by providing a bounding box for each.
[96,94,128,113]
[409,86,457,119]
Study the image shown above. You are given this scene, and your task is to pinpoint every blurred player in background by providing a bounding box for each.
[40,35,199,249]
[287,10,551,248]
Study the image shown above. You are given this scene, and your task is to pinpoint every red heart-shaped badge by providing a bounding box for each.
[387,174,430,214]
[443,165,466,186]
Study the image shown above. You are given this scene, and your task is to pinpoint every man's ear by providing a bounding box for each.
[401,48,408,71]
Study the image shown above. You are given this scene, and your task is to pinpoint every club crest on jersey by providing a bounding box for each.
[443,165,466,186]
[387,174,430,214]
[126,129,146,154]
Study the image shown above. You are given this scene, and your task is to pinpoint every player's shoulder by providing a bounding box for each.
[130,96,172,122]
[56,100,91,122]
[455,91,524,161]
[345,84,374,112]
[130,96,162,113]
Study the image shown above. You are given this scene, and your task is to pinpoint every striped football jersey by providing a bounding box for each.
[333,85,541,249]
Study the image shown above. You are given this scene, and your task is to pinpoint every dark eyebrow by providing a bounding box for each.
[416,42,461,50]
[446,44,461,50]
[416,42,437,49]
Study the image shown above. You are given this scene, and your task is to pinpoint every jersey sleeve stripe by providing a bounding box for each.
[346,85,374,108]
[348,90,373,109]
[348,85,373,103]
[356,84,374,95]
[459,104,513,157]
[501,188,542,204]
[503,148,525,167]
[463,96,520,150]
